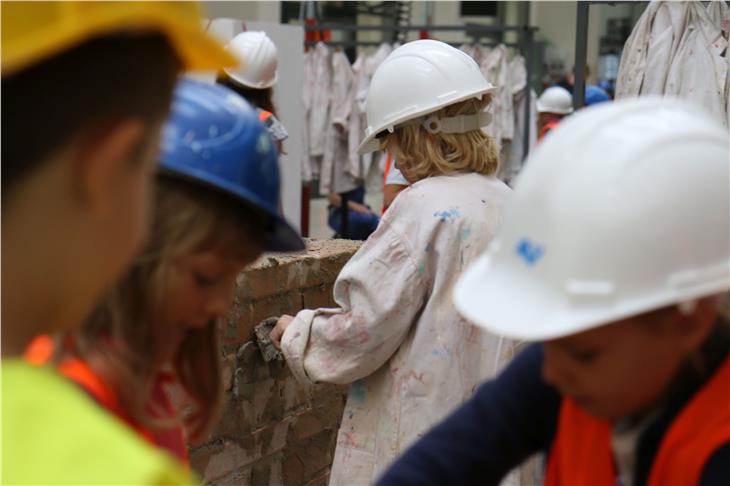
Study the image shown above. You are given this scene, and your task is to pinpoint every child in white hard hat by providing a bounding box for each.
[217,31,288,154]
[269,39,513,484]
[536,86,573,140]
[378,98,730,486]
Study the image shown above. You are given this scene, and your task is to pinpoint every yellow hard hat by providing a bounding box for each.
[2,1,237,76]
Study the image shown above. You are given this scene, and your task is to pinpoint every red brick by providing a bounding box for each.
[304,469,331,486]
[282,452,305,484]
[212,467,252,486]
[238,257,301,300]
[281,375,312,412]
[197,239,362,485]
[301,283,335,309]
[189,442,222,479]
[291,410,324,441]
[249,291,303,330]
[296,432,334,478]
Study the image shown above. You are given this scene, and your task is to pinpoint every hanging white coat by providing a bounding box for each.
[281,172,514,485]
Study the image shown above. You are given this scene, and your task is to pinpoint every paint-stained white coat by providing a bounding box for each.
[282,172,513,485]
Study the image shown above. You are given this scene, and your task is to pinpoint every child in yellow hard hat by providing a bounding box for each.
[2,2,235,483]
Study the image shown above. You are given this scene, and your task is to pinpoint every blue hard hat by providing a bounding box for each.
[585,84,610,106]
[159,78,304,252]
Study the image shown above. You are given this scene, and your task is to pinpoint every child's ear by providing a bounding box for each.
[70,119,147,215]
[674,296,719,351]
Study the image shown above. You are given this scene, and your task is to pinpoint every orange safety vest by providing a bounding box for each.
[545,355,730,486]
[259,109,273,122]
[24,335,190,466]
[539,119,560,140]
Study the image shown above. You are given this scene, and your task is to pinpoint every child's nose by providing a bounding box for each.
[541,343,569,388]
[206,283,236,319]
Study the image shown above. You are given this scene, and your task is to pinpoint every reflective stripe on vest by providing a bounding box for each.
[545,355,730,485]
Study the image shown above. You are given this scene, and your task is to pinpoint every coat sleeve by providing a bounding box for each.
[281,224,427,386]
[376,344,561,486]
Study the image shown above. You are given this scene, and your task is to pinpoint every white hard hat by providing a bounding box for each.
[357,39,496,154]
[536,86,574,115]
[454,98,730,341]
[224,31,278,89]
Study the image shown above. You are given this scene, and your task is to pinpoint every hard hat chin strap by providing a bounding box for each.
[397,111,493,134]
[421,111,493,134]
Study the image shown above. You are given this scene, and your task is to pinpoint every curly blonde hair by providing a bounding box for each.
[381,96,499,182]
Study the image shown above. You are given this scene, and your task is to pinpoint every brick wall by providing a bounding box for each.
[190,239,361,485]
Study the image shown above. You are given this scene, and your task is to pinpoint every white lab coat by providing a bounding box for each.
[481,45,514,146]
[321,51,359,195]
[308,42,332,158]
[616,1,689,98]
[664,1,728,127]
[347,54,368,181]
[281,172,513,485]
[707,0,730,127]
[615,0,728,126]
[300,49,314,182]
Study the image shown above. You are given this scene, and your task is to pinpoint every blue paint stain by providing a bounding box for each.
[418,262,426,275]
[431,346,451,358]
[515,238,545,265]
[350,380,366,404]
[433,208,461,222]
[461,228,472,240]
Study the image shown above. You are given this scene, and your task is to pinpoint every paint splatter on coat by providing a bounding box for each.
[282,172,514,485]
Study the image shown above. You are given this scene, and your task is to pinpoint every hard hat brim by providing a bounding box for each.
[454,250,730,342]
[1,2,237,76]
[159,168,305,253]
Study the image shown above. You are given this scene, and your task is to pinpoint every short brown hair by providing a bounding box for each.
[2,33,181,198]
[382,96,499,182]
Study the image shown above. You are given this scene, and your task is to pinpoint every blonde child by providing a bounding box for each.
[2,3,234,483]
[270,40,512,484]
[26,79,304,465]
[378,99,730,485]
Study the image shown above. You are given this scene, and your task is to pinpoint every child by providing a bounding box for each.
[378,99,730,485]
[326,187,381,240]
[2,2,235,483]
[270,40,512,484]
[217,31,288,153]
[26,79,305,465]
[536,86,573,140]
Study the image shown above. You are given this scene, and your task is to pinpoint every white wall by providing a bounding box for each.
[246,21,305,232]
[194,12,304,232]
[202,1,281,24]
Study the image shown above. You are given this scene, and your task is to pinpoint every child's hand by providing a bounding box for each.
[270,315,294,349]
[350,202,372,215]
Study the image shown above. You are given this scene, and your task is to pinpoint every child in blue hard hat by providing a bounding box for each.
[26,79,304,467]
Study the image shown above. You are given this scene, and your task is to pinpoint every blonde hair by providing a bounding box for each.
[67,177,266,442]
[382,96,499,182]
